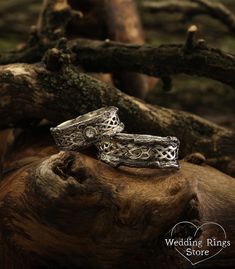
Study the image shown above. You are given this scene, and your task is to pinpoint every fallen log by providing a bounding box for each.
[0,61,234,175]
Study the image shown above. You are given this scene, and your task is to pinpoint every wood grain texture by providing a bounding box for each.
[0,141,235,268]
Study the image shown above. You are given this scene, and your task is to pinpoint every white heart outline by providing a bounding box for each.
[170,221,227,266]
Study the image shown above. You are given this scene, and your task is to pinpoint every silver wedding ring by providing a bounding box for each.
[51,106,180,169]
[96,134,180,168]
[50,107,124,151]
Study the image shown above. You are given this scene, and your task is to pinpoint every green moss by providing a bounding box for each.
[38,65,111,116]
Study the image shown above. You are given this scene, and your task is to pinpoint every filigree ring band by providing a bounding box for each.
[96,133,180,169]
[50,107,124,151]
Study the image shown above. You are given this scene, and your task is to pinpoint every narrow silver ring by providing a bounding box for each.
[96,133,180,169]
[51,107,124,151]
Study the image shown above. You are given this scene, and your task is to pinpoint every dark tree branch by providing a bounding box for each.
[72,38,235,89]
[0,61,234,172]
[1,35,235,90]
[0,0,153,99]
[0,0,82,66]
[36,0,153,99]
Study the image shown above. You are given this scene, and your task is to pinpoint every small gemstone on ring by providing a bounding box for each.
[84,127,96,138]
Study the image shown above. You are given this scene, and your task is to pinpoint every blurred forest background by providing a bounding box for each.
[0,0,234,130]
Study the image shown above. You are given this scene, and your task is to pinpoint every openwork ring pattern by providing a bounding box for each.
[97,134,180,168]
[50,107,124,151]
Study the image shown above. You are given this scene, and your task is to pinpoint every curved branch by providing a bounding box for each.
[191,0,235,33]
[0,62,234,166]
[142,0,235,34]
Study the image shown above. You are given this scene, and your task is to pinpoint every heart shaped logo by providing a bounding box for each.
[166,221,229,266]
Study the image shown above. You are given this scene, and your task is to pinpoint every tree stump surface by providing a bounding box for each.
[0,132,234,269]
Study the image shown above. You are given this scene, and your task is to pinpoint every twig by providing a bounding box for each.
[184,25,198,51]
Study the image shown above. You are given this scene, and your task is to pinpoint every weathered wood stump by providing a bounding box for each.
[0,130,234,269]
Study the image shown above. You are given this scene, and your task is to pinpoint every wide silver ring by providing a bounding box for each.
[96,133,180,169]
[50,107,124,151]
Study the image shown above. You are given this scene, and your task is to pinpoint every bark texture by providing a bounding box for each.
[0,62,234,176]
[36,0,151,98]
[2,36,235,90]
[72,38,235,89]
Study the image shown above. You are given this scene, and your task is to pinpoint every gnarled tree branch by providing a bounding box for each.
[1,37,235,90]
[36,0,152,98]
[0,62,234,172]
[72,38,235,89]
